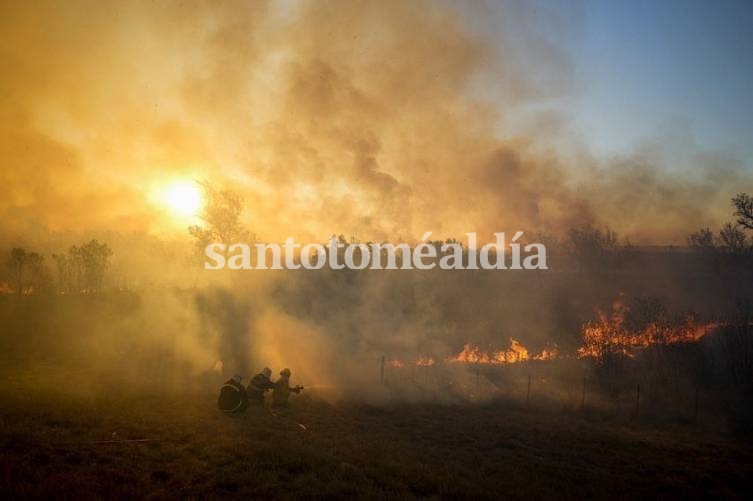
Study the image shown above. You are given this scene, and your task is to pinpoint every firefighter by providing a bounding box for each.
[247,367,275,405]
[272,368,303,407]
[217,374,249,413]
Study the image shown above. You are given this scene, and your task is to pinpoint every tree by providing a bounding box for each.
[5,248,50,295]
[719,223,748,255]
[25,252,48,293]
[52,253,71,293]
[69,245,84,291]
[732,193,753,231]
[7,248,27,296]
[189,182,250,263]
[688,227,716,251]
[567,225,618,271]
[77,239,112,292]
[688,194,753,269]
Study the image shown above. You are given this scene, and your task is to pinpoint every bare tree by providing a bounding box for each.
[689,195,753,269]
[687,227,720,270]
[732,193,753,231]
[719,223,748,255]
[567,225,618,272]
[688,227,715,249]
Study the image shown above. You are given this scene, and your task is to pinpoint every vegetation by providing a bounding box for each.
[688,194,753,268]
[1,384,752,499]
[5,240,112,295]
[1,192,753,498]
[189,182,252,264]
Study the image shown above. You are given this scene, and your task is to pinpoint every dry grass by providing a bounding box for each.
[1,385,752,500]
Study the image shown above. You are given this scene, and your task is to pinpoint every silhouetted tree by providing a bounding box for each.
[719,223,748,256]
[7,248,27,296]
[688,194,753,269]
[52,253,71,293]
[688,227,715,250]
[189,182,250,263]
[68,245,84,291]
[83,240,112,291]
[732,193,753,231]
[25,252,48,293]
[567,225,618,272]
[5,248,49,295]
[687,227,719,269]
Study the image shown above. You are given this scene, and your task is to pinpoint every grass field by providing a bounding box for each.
[2,383,752,500]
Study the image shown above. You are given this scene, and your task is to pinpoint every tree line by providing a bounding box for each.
[4,239,112,295]
[687,193,753,265]
[3,188,750,294]
[188,183,753,273]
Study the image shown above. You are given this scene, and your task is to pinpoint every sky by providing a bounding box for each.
[470,0,753,166]
[1,0,751,247]
[570,0,753,164]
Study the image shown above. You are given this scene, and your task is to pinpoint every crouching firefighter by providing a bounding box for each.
[272,368,303,407]
[247,367,275,405]
[217,374,249,413]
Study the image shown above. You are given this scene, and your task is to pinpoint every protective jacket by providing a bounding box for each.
[247,373,275,403]
[217,378,248,413]
[271,375,301,407]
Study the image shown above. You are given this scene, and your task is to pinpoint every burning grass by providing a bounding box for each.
[449,339,559,364]
[1,290,751,497]
[429,295,719,367]
[382,294,721,371]
[577,297,719,359]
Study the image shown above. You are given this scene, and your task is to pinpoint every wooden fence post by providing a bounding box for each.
[693,386,699,424]
[526,374,532,408]
[581,377,586,410]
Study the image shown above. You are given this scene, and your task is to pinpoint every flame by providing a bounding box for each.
[416,356,435,366]
[533,347,559,360]
[390,295,718,367]
[388,357,435,367]
[577,298,718,359]
[449,338,557,364]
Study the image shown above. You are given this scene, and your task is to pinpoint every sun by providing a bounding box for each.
[164,181,202,217]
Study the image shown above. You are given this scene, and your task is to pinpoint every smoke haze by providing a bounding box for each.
[1,1,752,408]
[1,0,749,246]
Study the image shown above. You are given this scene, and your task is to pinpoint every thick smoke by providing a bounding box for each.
[1,1,751,405]
[1,0,748,245]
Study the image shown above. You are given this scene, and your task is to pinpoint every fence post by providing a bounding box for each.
[581,377,586,410]
[526,374,531,408]
[693,386,699,424]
